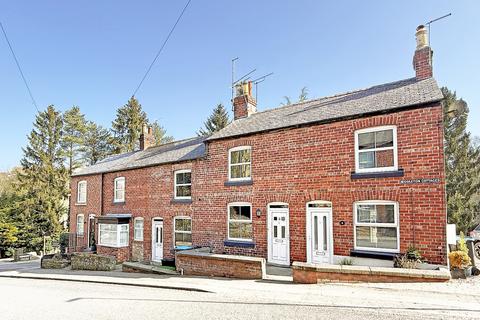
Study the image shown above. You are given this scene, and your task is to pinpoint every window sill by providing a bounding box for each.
[224,240,255,248]
[75,203,87,206]
[97,244,129,249]
[350,249,398,260]
[351,169,404,180]
[171,198,193,204]
[224,180,253,187]
[113,201,126,205]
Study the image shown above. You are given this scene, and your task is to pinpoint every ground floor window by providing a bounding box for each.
[76,214,84,236]
[134,218,144,241]
[228,203,252,241]
[174,217,192,247]
[98,223,129,247]
[354,201,399,252]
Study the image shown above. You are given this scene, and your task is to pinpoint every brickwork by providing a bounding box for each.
[413,46,433,80]
[70,103,447,265]
[175,251,265,279]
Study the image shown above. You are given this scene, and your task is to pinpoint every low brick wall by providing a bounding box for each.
[71,252,116,271]
[176,250,266,279]
[292,262,451,283]
[97,245,129,262]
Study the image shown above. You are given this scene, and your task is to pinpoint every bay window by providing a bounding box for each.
[98,223,129,247]
[354,201,399,252]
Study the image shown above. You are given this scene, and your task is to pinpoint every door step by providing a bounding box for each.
[264,264,293,282]
[122,261,178,275]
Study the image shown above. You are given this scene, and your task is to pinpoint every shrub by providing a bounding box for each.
[448,250,471,270]
[394,254,419,269]
[406,245,423,262]
[338,258,353,265]
[458,231,469,255]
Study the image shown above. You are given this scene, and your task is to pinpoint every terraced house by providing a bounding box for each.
[70,25,447,267]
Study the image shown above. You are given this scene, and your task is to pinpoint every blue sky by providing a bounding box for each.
[1,1,479,170]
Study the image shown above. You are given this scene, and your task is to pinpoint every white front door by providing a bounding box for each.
[152,219,164,262]
[268,206,290,265]
[307,206,333,264]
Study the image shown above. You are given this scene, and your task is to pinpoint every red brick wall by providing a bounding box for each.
[176,252,264,279]
[413,47,433,80]
[70,103,447,265]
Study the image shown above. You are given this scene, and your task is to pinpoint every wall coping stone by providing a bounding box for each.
[292,262,451,280]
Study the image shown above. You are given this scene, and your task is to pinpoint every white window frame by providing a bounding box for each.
[174,169,192,200]
[354,125,398,173]
[113,177,125,203]
[227,202,253,241]
[77,181,87,204]
[76,214,84,236]
[228,146,252,181]
[134,217,144,241]
[173,216,192,247]
[353,200,400,253]
[98,223,129,248]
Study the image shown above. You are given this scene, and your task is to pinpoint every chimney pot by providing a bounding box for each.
[413,25,433,80]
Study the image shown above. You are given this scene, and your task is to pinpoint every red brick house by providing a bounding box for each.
[70,25,447,266]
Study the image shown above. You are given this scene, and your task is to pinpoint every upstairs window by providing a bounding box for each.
[114,177,125,203]
[354,201,399,252]
[355,126,397,173]
[228,203,253,241]
[228,146,251,181]
[134,218,144,241]
[174,170,192,199]
[174,217,192,247]
[76,214,84,236]
[77,181,87,204]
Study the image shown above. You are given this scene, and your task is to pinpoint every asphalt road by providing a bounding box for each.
[0,277,479,320]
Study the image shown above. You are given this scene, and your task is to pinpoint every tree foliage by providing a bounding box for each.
[62,106,87,175]
[281,87,309,106]
[151,120,174,145]
[82,121,113,165]
[111,96,148,153]
[443,87,480,233]
[197,104,230,136]
[15,106,68,251]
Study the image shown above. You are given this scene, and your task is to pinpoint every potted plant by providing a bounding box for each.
[449,232,472,279]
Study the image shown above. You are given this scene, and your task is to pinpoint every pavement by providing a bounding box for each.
[1,259,480,319]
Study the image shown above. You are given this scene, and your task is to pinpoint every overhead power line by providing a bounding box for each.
[1,21,39,112]
[132,0,193,97]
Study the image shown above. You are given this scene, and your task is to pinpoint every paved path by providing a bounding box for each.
[1,260,480,319]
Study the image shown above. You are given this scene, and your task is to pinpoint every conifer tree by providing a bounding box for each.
[443,87,480,233]
[62,106,87,175]
[111,96,148,153]
[151,120,174,145]
[15,105,68,251]
[197,104,230,136]
[82,121,113,165]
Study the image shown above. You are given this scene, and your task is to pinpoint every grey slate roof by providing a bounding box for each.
[72,136,206,177]
[72,77,442,176]
[207,77,443,141]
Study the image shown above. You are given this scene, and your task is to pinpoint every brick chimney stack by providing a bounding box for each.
[233,81,257,120]
[139,124,155,151]
[413,25,433,80]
